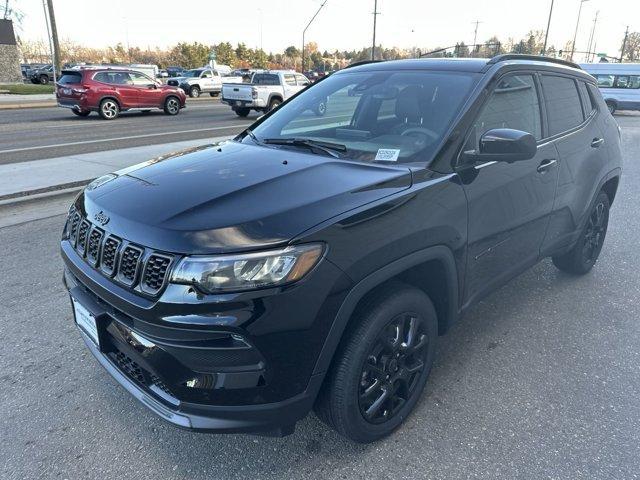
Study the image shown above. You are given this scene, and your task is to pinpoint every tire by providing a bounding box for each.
[141,109,152,114]
[40,75,49,85]
[552,191,610,275]
[267,98,282,112]
[314,283,438,443]
[189,86,201,98]
[209,92,220,97]
[98,98,120,120]
[72,109,90,117]
[163,96,181,115]
[234,107,250,117]
[605,101,616,114]
[314,100,327,116]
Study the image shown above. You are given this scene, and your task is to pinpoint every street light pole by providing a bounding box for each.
[585,10,599,62]
[570,0,590,61]
[302,0,327,73]
[542,0,554,55]
[620,26,629,63]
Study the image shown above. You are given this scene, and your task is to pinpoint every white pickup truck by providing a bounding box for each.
[221,70,315,117]
[167,68,243,98]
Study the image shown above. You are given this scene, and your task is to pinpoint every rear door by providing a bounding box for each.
[539,74,608,254]
[129,71,162,107]
[461,72,559,305]
[282,73,299,99]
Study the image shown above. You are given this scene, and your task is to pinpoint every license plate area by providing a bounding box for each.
[72,297,100,346]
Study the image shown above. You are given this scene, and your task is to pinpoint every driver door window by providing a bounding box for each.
[129,71,154,86]
[468,74,542,150]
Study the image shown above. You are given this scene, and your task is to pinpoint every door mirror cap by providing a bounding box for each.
[462,128,537,165]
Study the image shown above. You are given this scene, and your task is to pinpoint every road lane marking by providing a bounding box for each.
[0,124,250,154]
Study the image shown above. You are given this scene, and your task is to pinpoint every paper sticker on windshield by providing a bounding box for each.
[375,149,400,162]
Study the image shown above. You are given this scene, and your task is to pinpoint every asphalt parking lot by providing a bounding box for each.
[1,114,639,479]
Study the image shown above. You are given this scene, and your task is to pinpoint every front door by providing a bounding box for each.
[129,71,163,107]
[460,73,559,305]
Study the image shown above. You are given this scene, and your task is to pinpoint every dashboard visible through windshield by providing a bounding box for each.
[246,69,479,164]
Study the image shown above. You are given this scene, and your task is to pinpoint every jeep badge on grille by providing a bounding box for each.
[94,211,110,226]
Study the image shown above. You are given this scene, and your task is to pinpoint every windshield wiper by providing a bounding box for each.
[262,137,346,158]
[242,128,261,145]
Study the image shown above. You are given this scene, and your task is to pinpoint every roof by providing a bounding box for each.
[341,58,491,74]
[340,55,584,75]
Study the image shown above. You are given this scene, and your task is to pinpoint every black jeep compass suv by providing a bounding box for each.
[61,55,622,443]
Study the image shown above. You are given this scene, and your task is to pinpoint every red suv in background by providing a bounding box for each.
[56,68,187,120]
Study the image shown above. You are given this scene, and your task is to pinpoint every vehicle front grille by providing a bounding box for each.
[142,254,172,294]
[118,246,142,285]
[65,211,174,297]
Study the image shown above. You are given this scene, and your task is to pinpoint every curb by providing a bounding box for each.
[0,181,88,206]
[0,101,56,110]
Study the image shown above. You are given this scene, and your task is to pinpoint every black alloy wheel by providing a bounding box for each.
[358,313,429,424]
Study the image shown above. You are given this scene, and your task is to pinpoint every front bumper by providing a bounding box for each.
[60,236,348,435]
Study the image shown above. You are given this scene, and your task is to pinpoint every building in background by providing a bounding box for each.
[0,19,23,83]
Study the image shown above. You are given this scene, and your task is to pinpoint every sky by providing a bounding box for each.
[13,0,638,60]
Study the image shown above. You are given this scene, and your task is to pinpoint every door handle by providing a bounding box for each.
[537,159,557,173]
[591,138,604,148]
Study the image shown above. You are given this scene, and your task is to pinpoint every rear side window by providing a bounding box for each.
[577,81,595,115]
[471,74,542,143]
[252,74,280,86]
[58,72,82,84]
[540,75,584,136]
[94,71,131,85]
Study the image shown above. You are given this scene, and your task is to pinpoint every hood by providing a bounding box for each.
[79,141,412,254]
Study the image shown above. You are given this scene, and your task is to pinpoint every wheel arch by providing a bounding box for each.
[267,93,283,106]
[312,245,459,376]
[601,175,620,205]
[99,96,121,108]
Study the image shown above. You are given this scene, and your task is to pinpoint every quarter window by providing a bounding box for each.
[578,81,595,115]
[471,74,542,147]
[541,75,584,136]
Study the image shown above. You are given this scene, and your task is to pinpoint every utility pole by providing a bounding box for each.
[472,20,482,55]
[301,0,327,73]
[620,25,629,63]
[542,0,554,55]
[570,0,590,61]
[45,0,61,75]
[41,0,57,83]
[585,10,598,62]
[371,0,380,61]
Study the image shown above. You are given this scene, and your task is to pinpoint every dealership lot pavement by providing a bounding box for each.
[1,114,639,479]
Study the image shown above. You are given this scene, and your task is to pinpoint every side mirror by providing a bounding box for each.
[147,83,158,89]
[462,128,537,165]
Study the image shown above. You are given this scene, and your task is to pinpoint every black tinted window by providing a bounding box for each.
[58,72,82,84]
[472,74,542,143]
[541,75,584,135]
[578,81,595,114]
[253,74,280,85]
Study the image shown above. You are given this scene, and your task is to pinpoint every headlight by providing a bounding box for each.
[170,243,324,293]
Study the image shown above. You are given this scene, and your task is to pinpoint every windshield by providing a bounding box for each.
[247,70,478,164]
[183,69,204,78]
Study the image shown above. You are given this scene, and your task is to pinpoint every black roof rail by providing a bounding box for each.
[485,54,581,70]
[344,60,382,69]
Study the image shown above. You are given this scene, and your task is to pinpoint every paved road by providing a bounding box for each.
[0,100,254,165]
[1,115,639,479]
